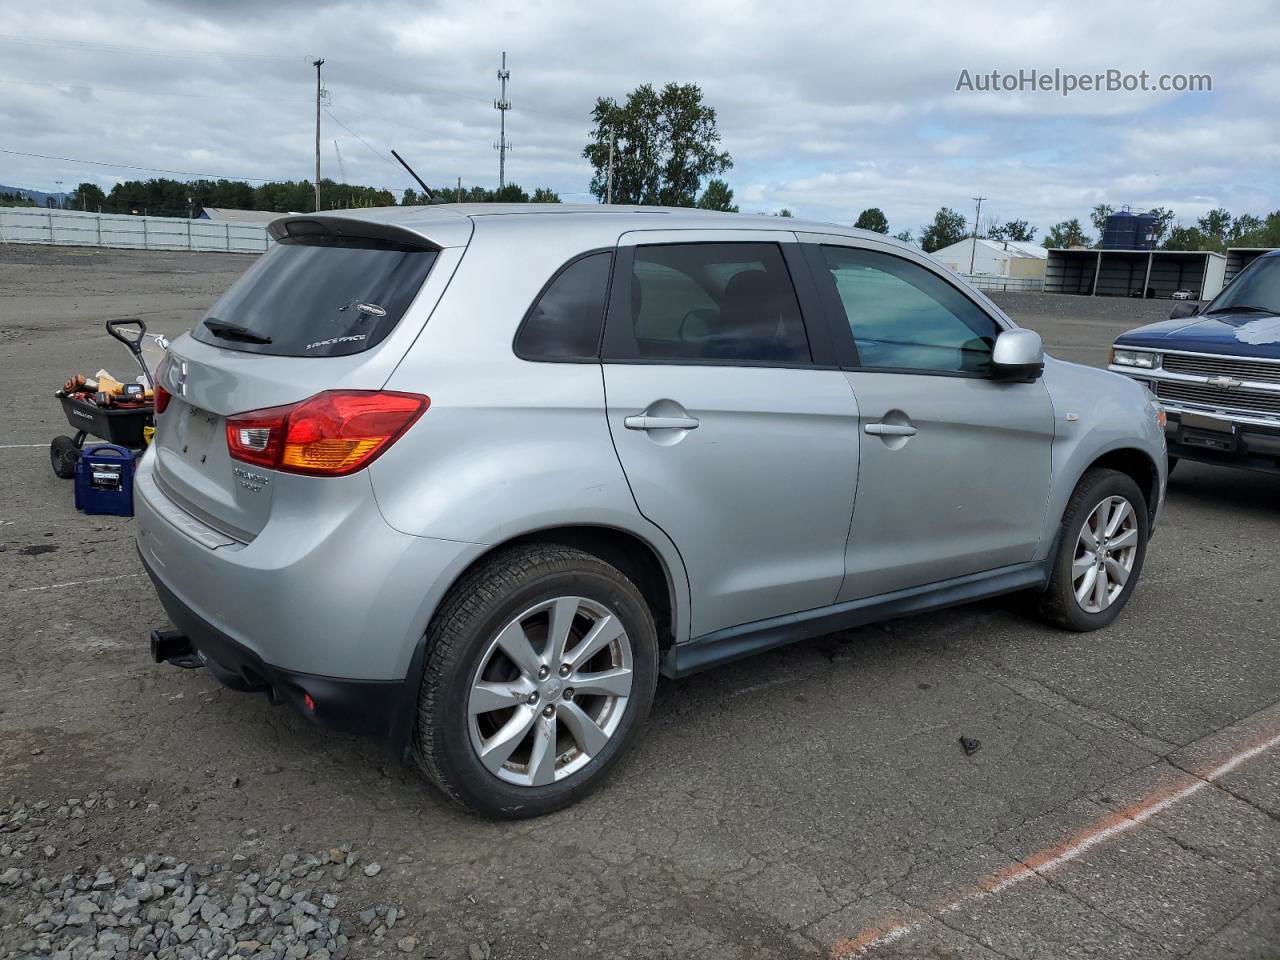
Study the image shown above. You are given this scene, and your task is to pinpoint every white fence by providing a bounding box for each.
[959,273,1044,293]
[0,206,272,253]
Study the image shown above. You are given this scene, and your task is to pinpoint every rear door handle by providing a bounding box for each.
[624,415,700,431]
[864,422,917,437]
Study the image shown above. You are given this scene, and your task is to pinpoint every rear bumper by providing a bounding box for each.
[141,550,417,751]
[134,451,483,680]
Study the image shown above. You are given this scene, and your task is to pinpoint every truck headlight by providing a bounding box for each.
[1110,348,1160,369]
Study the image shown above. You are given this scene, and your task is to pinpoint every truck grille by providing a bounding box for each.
[1155,380,1280,416]
[1161,353,1280,385]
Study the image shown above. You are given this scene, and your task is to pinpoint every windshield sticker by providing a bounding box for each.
[1234,317,1280,345]
[306,334,368,351]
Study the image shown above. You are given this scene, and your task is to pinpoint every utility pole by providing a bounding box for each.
[606,127,614,204]
[969,196,986,274]
[493,52,511,190]
[312,58,324,212]
[456,177,462,203]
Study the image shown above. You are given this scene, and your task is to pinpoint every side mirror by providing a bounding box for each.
[1168,301,1200,319]
[991,328,1044,381]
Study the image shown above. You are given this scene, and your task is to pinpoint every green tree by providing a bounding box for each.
[696,179,738,212]
[1196,208,1232,251]
[583,82,732,206]
[1042,219,1092,249]
[774,208,793,218]
[531,187,561,203]
[1148,207,1175,244]
[1089,203,1114,241]
[66,182,107,211]
[0,191,35,207]
[853,207,889,234]
[1228,213,1264,245]
[989,219,1036,242]
[894,229,914,244]
[1163,224,1207,251]
[919,207,968,252]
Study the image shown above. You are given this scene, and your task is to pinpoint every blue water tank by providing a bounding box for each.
[1103,211,1158,250]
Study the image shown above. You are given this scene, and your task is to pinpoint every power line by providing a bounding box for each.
[0,147,293,183]
[0,76,309,103]
[323,107,403,176]
[0,32,304,62]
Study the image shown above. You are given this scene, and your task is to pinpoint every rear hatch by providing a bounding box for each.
[152,216,449,541]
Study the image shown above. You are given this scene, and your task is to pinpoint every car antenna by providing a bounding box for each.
[391,150,449,204]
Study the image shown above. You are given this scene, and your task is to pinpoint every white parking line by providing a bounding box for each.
[15,574,140,592]
[0,443,47,449]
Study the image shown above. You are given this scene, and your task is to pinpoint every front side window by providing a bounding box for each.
[515,252,612,361]
[820,246,1000,374]
[609,243,811,364]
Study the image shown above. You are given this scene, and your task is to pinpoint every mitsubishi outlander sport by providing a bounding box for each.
[137,205,1167,817]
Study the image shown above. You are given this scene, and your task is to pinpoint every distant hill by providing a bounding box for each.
[0,183,71,206]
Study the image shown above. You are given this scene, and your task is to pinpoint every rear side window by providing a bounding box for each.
[191,238,438,357]
[607,243,811,364]
[515,252,612,361]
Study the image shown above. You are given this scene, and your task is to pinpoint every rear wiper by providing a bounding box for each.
[203,318,272,344]
[1202,304,1277,316]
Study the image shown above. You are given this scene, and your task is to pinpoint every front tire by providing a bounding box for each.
[413,544,659,818]
[1037,468,1149,631]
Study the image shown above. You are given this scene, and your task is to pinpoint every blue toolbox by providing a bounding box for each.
[74,444,137,517]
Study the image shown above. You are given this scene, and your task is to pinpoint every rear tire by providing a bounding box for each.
[1037,468,1149,631]
[413,544,659,818]
[50,435,79,479]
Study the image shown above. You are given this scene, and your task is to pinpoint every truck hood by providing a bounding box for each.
[1115,311,1280,358]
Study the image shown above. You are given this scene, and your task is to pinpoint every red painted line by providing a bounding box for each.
[830,729,1280,958]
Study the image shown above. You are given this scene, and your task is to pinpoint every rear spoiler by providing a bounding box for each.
[268,215,443,251]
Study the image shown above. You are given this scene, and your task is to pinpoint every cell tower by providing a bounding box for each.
[494,51,511,190]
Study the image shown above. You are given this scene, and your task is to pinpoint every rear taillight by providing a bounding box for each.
[226,390,429,477]
[154,356,172,414]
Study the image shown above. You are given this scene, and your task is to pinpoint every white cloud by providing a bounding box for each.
[0,0,1276,236]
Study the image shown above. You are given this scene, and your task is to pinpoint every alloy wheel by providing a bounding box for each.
[467,596,634,787]
[1071,495,1139,614]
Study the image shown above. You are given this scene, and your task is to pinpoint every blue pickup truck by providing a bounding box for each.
[1109,249,1280,474]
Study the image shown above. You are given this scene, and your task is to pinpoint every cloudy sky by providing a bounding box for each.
[2,0,1278,238]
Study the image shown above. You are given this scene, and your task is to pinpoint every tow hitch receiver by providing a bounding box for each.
[150,629,203,669]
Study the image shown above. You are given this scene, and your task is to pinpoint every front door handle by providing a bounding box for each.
[624,415,700,431]
[864,422,917,437]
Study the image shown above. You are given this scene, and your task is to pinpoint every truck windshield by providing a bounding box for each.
[1203,256,1280,318]
[191,237,438,357]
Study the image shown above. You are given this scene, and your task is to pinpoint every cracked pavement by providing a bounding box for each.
[1,247,1278,958]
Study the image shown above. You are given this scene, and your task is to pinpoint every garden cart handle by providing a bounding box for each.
[105,318,154,389]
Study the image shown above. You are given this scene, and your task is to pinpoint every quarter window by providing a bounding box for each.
[515,252,612,361]
[609,243,811,364]
[820,246,1000,374]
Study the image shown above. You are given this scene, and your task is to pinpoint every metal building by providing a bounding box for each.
[1225,247,1278,284]
[1044,249,1226,300]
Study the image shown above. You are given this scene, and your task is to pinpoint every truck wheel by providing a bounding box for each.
[50,435,80,479]
[413,544,659,818]
[1037,468,1149,632]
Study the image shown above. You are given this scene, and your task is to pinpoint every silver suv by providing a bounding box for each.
[137,205,1167,817]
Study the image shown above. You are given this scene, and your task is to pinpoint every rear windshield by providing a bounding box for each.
[192,238,438,357]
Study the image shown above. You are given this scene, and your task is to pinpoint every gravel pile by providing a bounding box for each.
[1,798,418,960]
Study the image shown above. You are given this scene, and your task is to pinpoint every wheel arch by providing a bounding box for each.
[392,521,687,761]
[1081,446,1160,524]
